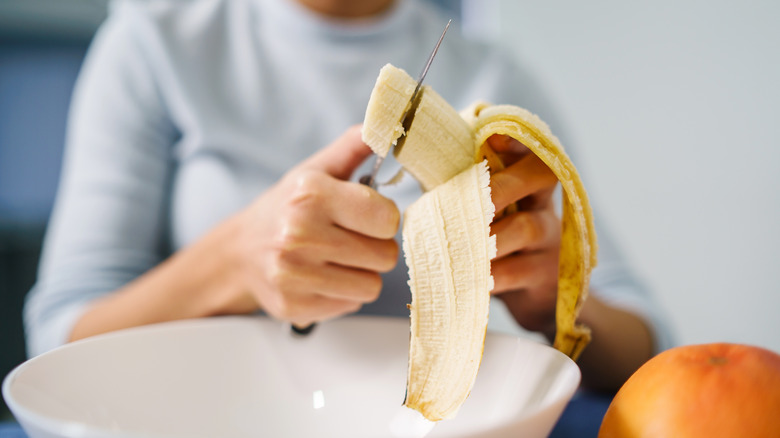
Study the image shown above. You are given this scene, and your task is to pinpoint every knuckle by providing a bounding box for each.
[276,224,307,254]
[274,297,297,320]
[266,259,296,295]
[523,214,541,242]
[289,170,325,208]
[510,212,541,247]
[534,210,560,245]
[274,216,323,259]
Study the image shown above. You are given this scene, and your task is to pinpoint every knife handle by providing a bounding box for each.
[291,323,316,336]
[358,174,375,187]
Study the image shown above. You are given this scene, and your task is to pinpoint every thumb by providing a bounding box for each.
[298,125,374,180]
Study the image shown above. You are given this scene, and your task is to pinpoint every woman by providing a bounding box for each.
[26,0,672,392]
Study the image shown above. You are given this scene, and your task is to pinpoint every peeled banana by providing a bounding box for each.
[402,161,495,421]
[362,64,597,421]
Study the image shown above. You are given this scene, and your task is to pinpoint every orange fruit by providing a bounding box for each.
[598,343,780,437]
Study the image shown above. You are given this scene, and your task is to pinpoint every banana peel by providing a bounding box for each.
[469,103,596,360]
[362,64,597,421]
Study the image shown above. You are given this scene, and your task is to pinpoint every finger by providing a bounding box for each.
[516,187,556,211]
[287,295,365,328]
[276,262,383,305]
[298,125,373,180]
[323,178,400,239]
[283,220,399,272]
[261,262,383,326]
[490,153,558,213]
[286,171,400,239]
[486,134,531,167]
[311,264,384,303]
[325,229,399,273]
[487,134,529,155]
[491,209,560,259]
[491,250,559,294]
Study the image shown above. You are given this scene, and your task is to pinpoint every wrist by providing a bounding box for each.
[495,291,557,341]
[194,213,256,316]
[69,213,256,343]
[575,294,655,391]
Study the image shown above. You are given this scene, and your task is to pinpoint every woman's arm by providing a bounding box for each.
[574,295,654,391]
[69,215,253,341]
[24,12,181,355]
[27,9,399,352]
[487,134,657,391]
[69,126,401,342]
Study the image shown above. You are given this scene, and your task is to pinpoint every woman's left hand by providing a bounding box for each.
[487,134,561,336]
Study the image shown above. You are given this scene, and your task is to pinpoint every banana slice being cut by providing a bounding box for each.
[362,64,597,421]
[362,65,416,158]
[363,64,475,190]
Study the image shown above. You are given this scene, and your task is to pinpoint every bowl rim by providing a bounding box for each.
[3,315,581,438]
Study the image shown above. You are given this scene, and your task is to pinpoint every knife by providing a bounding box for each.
[358,19,451,189]
[291,19,452,337]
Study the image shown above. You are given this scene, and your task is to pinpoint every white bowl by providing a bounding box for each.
[3,316,580,438]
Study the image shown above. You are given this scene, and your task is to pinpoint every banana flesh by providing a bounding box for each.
[403,161,495,421]
[362,65,417,157]
[394,83,475,191]
[362,64,597,421]
[363,64,475,191]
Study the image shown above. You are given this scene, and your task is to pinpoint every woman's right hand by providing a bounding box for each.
[233,125,400,327]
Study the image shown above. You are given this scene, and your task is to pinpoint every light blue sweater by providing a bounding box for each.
[25,0,674,356]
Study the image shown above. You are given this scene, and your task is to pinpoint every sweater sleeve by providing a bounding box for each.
[24,5,178,357]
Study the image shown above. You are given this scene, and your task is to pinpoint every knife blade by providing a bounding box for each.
[358,19,451,189]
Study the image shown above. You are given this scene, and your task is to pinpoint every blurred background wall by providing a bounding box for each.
[464,0,780,353]
[1,0,778,419]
